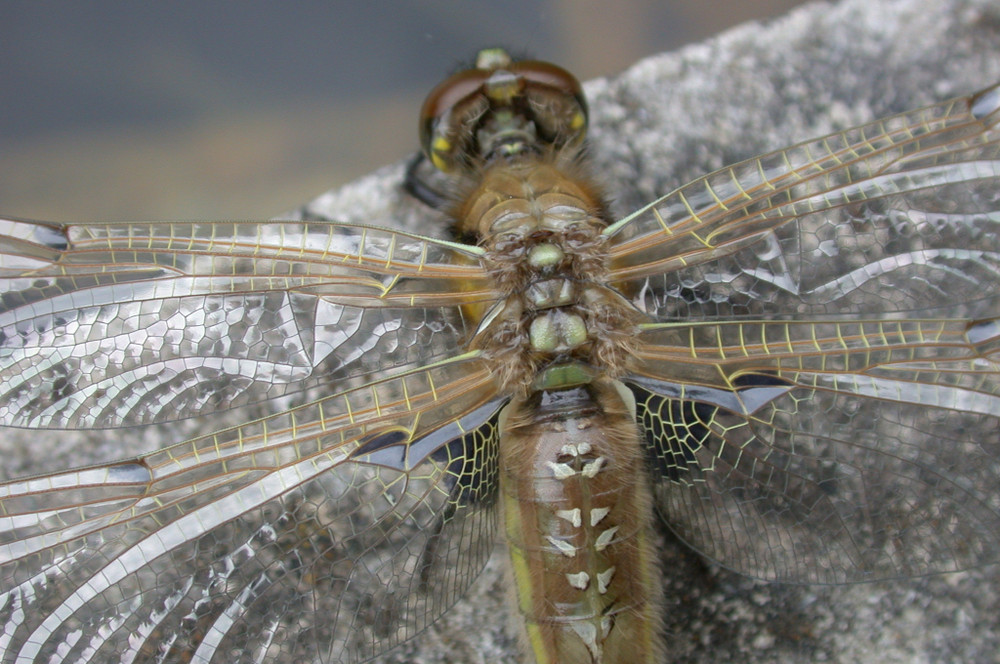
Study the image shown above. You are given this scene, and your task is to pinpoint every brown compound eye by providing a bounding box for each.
[509,60,586,110]
[418,50,589,173]
[510,60,589,147]
[418,68,491,170]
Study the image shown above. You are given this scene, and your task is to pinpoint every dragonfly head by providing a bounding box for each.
[418,48,589,174]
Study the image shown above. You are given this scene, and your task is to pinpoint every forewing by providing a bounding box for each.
[0,219,495,428]
[607,83,1000,322]
[0,355,505,664]
[629,314,1000,583]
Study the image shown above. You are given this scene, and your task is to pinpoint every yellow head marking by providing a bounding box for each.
[430,136,452,172]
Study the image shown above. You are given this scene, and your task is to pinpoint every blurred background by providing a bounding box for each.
[1,0,809,221]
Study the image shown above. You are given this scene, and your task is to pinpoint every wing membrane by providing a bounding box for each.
[0,355,504,663]
[630,314,1000,582]
[0,219,496,429]
[608,83,1000,321]
[634,316,999,393]
[611,83,1000,584]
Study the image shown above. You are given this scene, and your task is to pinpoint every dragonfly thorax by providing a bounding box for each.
[463,158,643,395]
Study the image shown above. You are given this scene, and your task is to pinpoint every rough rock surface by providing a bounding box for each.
[294,0,1000,662]
[3,0,997,663]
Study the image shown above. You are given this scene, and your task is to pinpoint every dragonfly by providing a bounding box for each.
[0,47,998,664]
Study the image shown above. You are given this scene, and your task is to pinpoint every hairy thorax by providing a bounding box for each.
[459,158,644,395]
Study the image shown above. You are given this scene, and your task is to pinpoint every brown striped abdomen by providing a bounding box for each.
[500,378,665,664]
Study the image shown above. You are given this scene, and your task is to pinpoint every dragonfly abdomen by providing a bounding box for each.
[499,379,665,663]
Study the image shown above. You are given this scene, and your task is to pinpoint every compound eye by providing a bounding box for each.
[511,60,589,143]
[418,69,490,171]
[512,60,585,108]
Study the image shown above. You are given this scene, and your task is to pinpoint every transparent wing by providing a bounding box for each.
[628,313,1000,583]
[0,219,496,428]
[0,354,504,664]
[607,83,1000,322]
[610,81,1000,584]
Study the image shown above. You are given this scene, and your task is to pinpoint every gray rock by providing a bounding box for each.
[2,0,997,663]
[294,0,1000,662]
